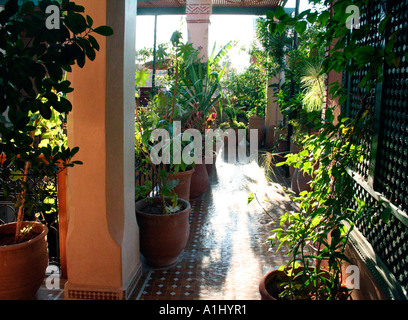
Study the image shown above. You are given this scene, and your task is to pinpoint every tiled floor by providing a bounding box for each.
[131,150,294,300]
[36,147,295,300]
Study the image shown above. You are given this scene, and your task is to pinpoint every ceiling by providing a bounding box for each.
[137,0,292,15]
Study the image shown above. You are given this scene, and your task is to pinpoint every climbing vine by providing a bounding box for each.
[258,0,404,299]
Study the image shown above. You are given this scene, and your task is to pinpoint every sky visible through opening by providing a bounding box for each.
[135,0,312,72]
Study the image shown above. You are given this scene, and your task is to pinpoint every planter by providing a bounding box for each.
[223,129,239,148]
[248,116,265,146]
[168,168,195,202]
[291,167,312,196]
[135,197,191,267]
[190,161,209,199]
[259,267,335,300]
[291,160,319,196]
[277,139,287,153]
[0,222,49,300]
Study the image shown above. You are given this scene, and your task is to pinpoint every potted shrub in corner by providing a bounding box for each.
[0,0,112,299]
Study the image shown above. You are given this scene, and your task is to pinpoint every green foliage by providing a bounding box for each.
[223,64,267,118]
[259,0,403,299]
[255,17,292,76]
[0,0,112,242]
[135,67,149,98]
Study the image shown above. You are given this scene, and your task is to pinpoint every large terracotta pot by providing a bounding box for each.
[248,116,265,146]
[291,160,319,196]
[168,168,194,202]
[205,153,217,176]
[0,222,49,300]
[135,197,191,268]
[190,161,209,199]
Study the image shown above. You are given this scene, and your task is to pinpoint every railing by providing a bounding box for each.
[135,153,162,200]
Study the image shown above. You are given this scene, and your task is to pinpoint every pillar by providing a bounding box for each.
[186,0,212,61]
[64,0,141,300]
[265,72,284,147]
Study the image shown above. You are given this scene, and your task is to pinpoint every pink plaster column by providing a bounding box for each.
[186,0,212,61]
[64,0,141,300]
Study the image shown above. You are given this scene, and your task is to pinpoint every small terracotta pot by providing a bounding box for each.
[259,267,332,300]
[259,269,281,300]
[190,161,209,199]
[135,197,191,268]
[0,222,49,300]
[168,168,195,202]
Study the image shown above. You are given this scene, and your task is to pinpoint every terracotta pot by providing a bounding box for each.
[0,222,49,300]
[259,267,333,300]
[190,161,209,199]
[248,116,265,146]
[259,269,282,300]
[205,154,217,175]
[291,167,312,196]
[135,197,191,268]
[168,168,195,202]
[277,139,287,153]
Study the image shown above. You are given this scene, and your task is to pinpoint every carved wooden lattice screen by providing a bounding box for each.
[343,0,408,299]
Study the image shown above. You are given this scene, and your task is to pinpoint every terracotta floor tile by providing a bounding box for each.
[135,153,293,300]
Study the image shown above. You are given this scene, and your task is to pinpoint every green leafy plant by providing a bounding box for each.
[178,42,230,131]
[251,0,402,300]
[0,0,112,243]
[224,63,267,119]
[135,114,193,214]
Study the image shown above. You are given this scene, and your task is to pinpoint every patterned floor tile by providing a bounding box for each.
[134,152,294,300]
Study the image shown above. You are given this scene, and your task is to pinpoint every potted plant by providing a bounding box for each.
[253,0,400,300]
[0,0,112,299]
[135,167,192,268]
[136,93,196,202]
[248,110,266,147]
[254,110,362,300]
[176,40,229,198]
[135,121,192,267]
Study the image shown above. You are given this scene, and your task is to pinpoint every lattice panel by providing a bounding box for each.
[344,0,408,298]
[346,1,386,179]
[374,0,408,213]
[349,183,408,294]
